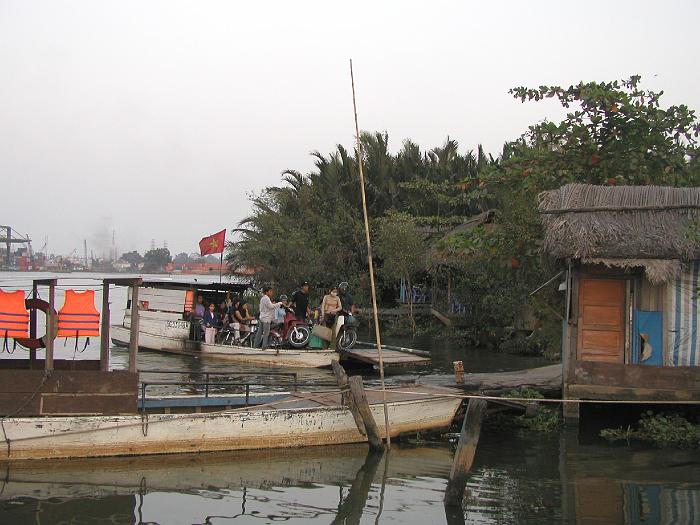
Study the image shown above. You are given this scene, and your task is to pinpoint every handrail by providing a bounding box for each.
[138,369,299,395]
[140,369,297,379]
[138,377,339,409]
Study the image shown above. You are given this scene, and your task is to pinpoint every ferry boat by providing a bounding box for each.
[0,277,461,461]
[109,279,340,368]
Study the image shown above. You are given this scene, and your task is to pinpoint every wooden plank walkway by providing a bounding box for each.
[422,364,562,394]
[340,347,431,368]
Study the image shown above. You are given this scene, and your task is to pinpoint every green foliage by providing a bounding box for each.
[142,248,171,272]
[227,133,488,300]
[120,250,143,267]
[508,76,700,188]
[499,332,549,357]
[374,211,427,328]
[504,387,544,400]
[600,412,700,449]
[375,211,426,280]
[488,388,560,434]
[504,389,560,433]
[227,75,699,351]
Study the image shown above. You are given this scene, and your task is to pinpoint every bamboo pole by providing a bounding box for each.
[350,58,391,448]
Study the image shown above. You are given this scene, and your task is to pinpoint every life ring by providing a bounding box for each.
[14,298,58,350]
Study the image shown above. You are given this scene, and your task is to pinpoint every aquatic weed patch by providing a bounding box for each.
[486,388,561,434]
[600,412,700,449]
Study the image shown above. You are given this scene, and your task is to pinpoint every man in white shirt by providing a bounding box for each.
[254,286,283,350]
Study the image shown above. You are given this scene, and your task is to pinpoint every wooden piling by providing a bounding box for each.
[444,398,487,507]
[29,283,37,363]
[453,361,464,384]
[128,284,140,373]
[331,359,366,436]
[348,375,384,451]
[100,282,110,371]
[45,281,55,371]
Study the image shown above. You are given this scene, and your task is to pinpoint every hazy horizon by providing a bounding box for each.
[2,0,699,256]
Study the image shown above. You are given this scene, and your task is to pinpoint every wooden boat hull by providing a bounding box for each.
[198,342,338,368]
[112,324,339,367]
[0,393,461,461]
[111,324,198,354]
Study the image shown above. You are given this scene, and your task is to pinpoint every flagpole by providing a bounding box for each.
[349,59,391,449]
[219,251,223,284]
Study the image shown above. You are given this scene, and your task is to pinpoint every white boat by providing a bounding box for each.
[110,279,338,368]
[0,386,462,461]
[198,341,339,367]
[0,278,461,462]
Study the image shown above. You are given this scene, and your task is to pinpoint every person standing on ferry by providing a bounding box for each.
[194,294,206,318]
[291,281,311,321]
[255,286,283,350]
[203,303,220,344]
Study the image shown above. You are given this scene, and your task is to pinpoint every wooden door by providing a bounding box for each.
[577,278,625,362]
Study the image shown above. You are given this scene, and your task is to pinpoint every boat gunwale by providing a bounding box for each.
[2,392,462,426]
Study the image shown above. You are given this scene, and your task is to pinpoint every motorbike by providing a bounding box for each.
[334,310,358,351]
[268,306,311,349]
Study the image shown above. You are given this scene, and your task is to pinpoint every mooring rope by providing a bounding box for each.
[362,387,700,405]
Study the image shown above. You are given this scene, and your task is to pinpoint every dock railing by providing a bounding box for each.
[139,369,300,396]
[137,370,339,410]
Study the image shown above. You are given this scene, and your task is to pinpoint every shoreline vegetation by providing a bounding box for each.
[225,76,699,360]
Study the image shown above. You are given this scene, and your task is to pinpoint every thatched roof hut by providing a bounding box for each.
[538,184,700,283]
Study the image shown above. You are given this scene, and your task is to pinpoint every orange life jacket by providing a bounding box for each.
[184,290,194,312]
[0,289,29,338]
[57,290,100,337]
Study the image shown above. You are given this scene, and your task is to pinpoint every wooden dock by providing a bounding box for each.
[340,347,431,368]
[423,364,562,395]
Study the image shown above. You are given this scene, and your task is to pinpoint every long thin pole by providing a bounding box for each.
[350,59,391,448]
[219,251,224,284]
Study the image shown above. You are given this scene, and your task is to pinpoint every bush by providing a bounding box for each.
[499,332,548,356]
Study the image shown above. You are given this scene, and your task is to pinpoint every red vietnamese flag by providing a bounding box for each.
[199,229,226,256]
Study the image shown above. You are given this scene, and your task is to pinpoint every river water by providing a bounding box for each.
[1,273,699,524]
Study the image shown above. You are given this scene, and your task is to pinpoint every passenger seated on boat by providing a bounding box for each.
[219,292,234,323]
[231,298,254,340]
[203,303,220,344]
[222,291,234,311]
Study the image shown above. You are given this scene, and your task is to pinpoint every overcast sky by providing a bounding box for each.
[1,0,698,257]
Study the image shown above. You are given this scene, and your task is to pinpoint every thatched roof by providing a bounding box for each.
[539,184,700,283]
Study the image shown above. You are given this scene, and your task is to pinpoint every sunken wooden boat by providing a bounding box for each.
[109,279,339,368]
[0,278,459,461]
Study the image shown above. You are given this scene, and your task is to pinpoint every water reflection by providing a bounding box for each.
[1,271,698,524]
[0,444,451,524]
[1,431,698,524]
